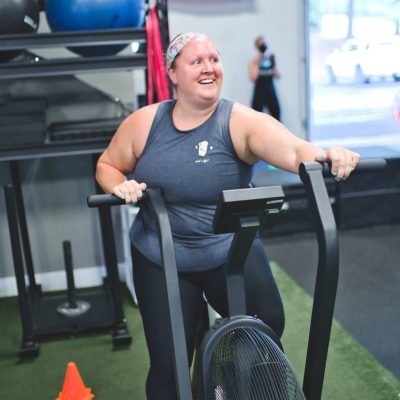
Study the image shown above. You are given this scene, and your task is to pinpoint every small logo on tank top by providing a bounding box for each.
[195,141,213,164]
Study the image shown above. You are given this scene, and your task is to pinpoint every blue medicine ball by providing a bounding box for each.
[45,0,145,57]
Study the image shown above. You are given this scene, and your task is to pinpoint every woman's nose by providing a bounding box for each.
[202,60,213,73]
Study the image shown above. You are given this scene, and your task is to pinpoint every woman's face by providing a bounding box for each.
[168,38,223,105]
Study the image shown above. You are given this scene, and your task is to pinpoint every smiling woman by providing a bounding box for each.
[94,32,360,400]
[165,33,224,118]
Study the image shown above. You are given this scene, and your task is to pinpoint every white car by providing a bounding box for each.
[325,37,400,83]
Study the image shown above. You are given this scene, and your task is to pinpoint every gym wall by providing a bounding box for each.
[169,0,307,137]
[0,0,306,297]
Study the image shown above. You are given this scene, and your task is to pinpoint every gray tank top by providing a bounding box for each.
[129,99,253,271]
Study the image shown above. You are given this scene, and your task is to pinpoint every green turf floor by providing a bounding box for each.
[0,263,398,399]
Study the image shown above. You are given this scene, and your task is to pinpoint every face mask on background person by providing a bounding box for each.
[258,42,267,53]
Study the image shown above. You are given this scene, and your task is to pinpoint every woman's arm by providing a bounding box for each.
[230,103,360,179]
[96,104,158,202]
[248,57,259,82]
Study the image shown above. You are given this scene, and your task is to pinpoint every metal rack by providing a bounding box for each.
[0,28,147,79]
[0,27,148,160]
[1,0,170,356]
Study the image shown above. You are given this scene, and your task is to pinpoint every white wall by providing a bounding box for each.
[168,0,307,138]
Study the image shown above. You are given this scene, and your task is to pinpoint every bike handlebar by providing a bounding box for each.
[87,158,387,208]
[299,158,387,181]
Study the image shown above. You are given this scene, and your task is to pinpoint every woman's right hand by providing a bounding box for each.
[112,180,147,203]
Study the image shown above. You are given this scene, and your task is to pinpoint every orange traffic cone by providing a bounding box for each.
[56,362,95,400]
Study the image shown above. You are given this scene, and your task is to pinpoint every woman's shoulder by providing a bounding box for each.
[122,101,170,129]
[132,101,161,119]
[112,103,161,141]
[230,102,274,132]
[231,101,255,116]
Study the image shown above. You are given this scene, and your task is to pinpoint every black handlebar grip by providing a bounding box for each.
[350,158,387,173]
[321,158,387,177]
[87,193,126,208]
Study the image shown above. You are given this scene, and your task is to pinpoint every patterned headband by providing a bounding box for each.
[166,32,209,67]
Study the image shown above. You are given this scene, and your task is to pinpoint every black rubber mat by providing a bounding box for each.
[263,224,400,379]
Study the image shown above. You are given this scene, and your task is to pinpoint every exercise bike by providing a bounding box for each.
[87,158,386,400]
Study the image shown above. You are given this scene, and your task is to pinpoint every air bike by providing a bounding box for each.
[87,158,386,400]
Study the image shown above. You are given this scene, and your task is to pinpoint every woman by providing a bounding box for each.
[96,32,360,400]
[249,35,281,120]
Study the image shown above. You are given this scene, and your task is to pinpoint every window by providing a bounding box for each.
[307,0,400,149]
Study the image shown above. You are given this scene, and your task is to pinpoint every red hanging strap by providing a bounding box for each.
[145,12,154,105]
[151,6,169,101]
[145,5,170,105]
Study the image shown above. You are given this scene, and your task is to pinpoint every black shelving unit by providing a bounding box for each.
[1,0,171,357]
[0,27,148,159]
[0,28,147,80]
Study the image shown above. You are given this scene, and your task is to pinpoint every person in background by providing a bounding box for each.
[249,35,281,121]
[95,32,360,400]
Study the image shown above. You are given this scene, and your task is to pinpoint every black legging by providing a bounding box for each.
[251,78,281,121]
[131,239,284,400]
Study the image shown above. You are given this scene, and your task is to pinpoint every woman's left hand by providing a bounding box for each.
[319,147,361,180]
